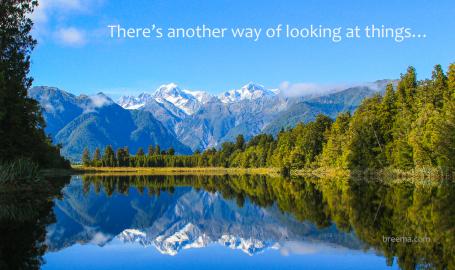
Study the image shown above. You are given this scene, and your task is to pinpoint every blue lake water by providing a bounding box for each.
[2,174,451,269]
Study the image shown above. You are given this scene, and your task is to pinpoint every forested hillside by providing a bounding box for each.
[84,63,455,173]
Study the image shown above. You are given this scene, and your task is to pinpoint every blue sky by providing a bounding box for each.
[30,0,455,97]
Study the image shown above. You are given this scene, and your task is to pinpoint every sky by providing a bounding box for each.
[30,0,455,98]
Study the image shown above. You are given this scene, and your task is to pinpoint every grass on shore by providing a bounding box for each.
[72,165,280,176]
[37,165,454,182]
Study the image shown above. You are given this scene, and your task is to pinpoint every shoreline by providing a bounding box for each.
[69,166,280,176]
[35,166,454,181]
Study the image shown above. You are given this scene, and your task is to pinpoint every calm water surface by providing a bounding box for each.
[1,174,453,269]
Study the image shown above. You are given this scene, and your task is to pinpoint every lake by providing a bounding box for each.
[1,174,453,270]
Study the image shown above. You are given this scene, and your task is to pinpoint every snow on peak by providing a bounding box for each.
[152,223,209,256]
[117,93,153,110]
[117,83,209,115]
[183,89,213,104]
[219,82,277,103]
[116,224,277,256]
[153,83,202,115]
[117,82,277,111]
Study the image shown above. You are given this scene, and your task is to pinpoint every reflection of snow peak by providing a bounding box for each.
[153,223,210,256]
[219,234,278,256]
[116,224,277,256]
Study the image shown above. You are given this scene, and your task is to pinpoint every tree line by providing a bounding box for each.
[82,63,455,172]
[0,0,70,169]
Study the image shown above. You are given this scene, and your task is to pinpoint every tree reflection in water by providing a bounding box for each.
[0,176,70,270]
[81,174,455,270]
[0,174,453,270]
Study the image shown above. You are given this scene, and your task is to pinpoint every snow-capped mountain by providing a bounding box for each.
[117,82,278,114]
[183,89,213,104]
[117,83,214,115]
[117,93,154,110]
[219,83,277,103]
[30,80,392,160]
[117,224,277,256]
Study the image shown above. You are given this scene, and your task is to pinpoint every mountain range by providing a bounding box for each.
[29,81,393,161]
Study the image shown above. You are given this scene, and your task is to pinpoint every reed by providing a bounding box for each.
[0,159,41,184]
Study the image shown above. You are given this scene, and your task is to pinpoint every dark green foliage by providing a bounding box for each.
[235,134,245,150]
[0,159,40,183]
[102,145,116,167]
[340,63,455,171]
[82,148,91,167]
[319,112,351,167]
[0,0,68,169]
[167,147,175,156]
[82,63,455,172]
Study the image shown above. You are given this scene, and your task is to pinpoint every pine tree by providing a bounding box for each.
[167,147,175,156]
[102,145,116,167]
[431,64,448,105]
[235,135,245,150]
[148,145,154,156]
[391,67,417,169]
[92,148,101,167]
[319,112,351,167]
[136,147,145,157]
[378,84,396,164]
[82,148,91,166]
[345,95,387,169]
[447,63,455,97]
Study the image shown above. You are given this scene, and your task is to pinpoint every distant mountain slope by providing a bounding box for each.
[262,86,375,135]
[30,87,191,162]
[30,80,392,159]
[28,86,83,138]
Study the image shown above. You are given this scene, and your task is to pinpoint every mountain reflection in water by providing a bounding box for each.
[1,174,454,270]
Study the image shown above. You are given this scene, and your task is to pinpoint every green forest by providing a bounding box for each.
[0,0,69,172]
[84,63,455,173]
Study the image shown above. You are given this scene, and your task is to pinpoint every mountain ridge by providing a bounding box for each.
[30,80,393,161]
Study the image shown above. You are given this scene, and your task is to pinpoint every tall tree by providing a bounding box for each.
[390,67,417,169]
[0,0,67,167]
[102,145,116,167]
[147,145,154,156]
[319,112,351,167]
[93,147,101,167]
[136,147,145,157]
[235,135,245,151]
[82,148,91,166]
[167,147,175,156]
[447,63,455,97]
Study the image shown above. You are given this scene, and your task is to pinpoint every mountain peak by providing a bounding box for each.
[155,83,183,97]
[153,83,203,115]
[117,93,153,110]
[241,82,266,91]
[219,83,276,103]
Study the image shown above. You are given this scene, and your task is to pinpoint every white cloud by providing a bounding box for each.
[32,0,101,21]
[279,241,350,256]
[278,81,359,98]
[31,0,104,45]
[81,93,113,113]
[55,27,86,46]
[90,232,111,245]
